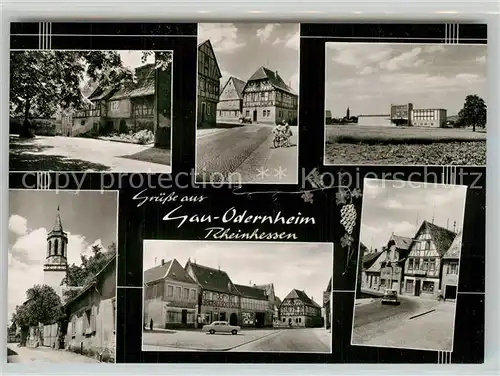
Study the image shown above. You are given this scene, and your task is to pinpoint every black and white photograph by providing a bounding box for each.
[142,241,332,353]
[9,50,173,172]
[352,178,467,351]
[7,190,118,363]
[195,23,300,184]
[324,43,487,166]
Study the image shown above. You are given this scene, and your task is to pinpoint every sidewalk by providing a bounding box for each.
[7,344,101,363]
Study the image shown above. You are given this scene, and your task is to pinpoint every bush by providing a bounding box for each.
[132,129,154,145]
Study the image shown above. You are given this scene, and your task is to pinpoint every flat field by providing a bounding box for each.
[324,125,486,165]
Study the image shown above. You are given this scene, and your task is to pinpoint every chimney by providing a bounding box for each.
[249,280,251,285]
[275,70,279,78]
[161,259,165,266]
[453,221,457,233]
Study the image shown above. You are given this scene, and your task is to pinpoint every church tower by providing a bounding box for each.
[346,106,350,119]
[43,206,68,295]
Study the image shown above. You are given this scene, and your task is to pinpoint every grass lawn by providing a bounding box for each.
[325,125,487,165]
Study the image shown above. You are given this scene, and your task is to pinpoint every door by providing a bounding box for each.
[229,313,238,326]
[201,102,206,123]
[415,280,421,296]
[253,110,257,122]
[181,309,187,325]
[445,285,457,300]
[219,312,226,322]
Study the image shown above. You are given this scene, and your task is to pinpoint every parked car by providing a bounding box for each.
[202,321,241,335]
[381,289,400,305]
[239,116,252,124]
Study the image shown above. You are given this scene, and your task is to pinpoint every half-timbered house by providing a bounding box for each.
[253,283,278,327]
[143,258,199,329]
[73,63,169,137]
[184,260,241,326]
[380,234,413,294]
[234,284,268,328]
[197,40,222,127]
[280,289,322,328]
[403,220,457,298]
[441,230,462,301]
[242,66,298,125]
[217,76,246,123]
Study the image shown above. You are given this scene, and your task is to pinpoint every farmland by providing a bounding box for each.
[324,124,486,165]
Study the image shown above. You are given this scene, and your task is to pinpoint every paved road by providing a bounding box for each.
[196,125,298,184]
[142,328,330,352]
[352,296,453,350]
[7,344,100,363]
[9,135,171,173]
[231,328,331,353]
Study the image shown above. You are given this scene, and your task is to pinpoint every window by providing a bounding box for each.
[263,110,266,117]
[408,259,413,270]
[54,239,59,256]
[422,260,428,271]
[422,281,434,293]
[111,101,119,110]
[282,318,286,323]
[429,260,436,271]
[415,259,420,270]
[200,78,206,92]
[425,241,431,250]
[299,318,302,323]
[450,263,458,275]
[167,285,173,297]
[406,280,414,293]
[183,288,189,300]
[190,289,196,300]
[175,286,181,298]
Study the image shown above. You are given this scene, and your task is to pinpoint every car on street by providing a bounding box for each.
[202,321,241,335]
[381,289,400,305]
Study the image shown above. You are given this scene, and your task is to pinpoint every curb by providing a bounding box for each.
[409,309,436,320]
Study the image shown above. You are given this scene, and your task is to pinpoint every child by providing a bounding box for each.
[282,120,293,147]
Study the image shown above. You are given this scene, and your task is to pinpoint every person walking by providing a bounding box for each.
[149,318,154,331]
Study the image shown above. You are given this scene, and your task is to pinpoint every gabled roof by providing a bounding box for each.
[89,63,155,102]
[283,289,320,308]
[443,231,462,259]
[220,76,246,99]
[365,251,387,273]
[416,220,457,256]
[360,242,382,269]
[246,66,297,96]
[64,253,116,307]
[274,296,281,307]
[197,39,222,79]
[144,260,172,284]
[325,277,332,293]
[387,234,413,250]
[234,284,268,300]
[186,261,239,294]
[144,258,196,285]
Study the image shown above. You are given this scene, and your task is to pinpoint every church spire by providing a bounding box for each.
[346,106,350,119]
[52,206,63,232]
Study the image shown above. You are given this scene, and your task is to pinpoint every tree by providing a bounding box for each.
[13,285,63,329]
[10,51,133,138]
[62,242,116,300]
[457,94,487,132]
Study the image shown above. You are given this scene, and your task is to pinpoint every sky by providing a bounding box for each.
[325,43,487,118]
[359,179,467,252]
[143,241,332,305]
[198,23,300,93]
[118,50,154,70]
[8,190,118,321]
